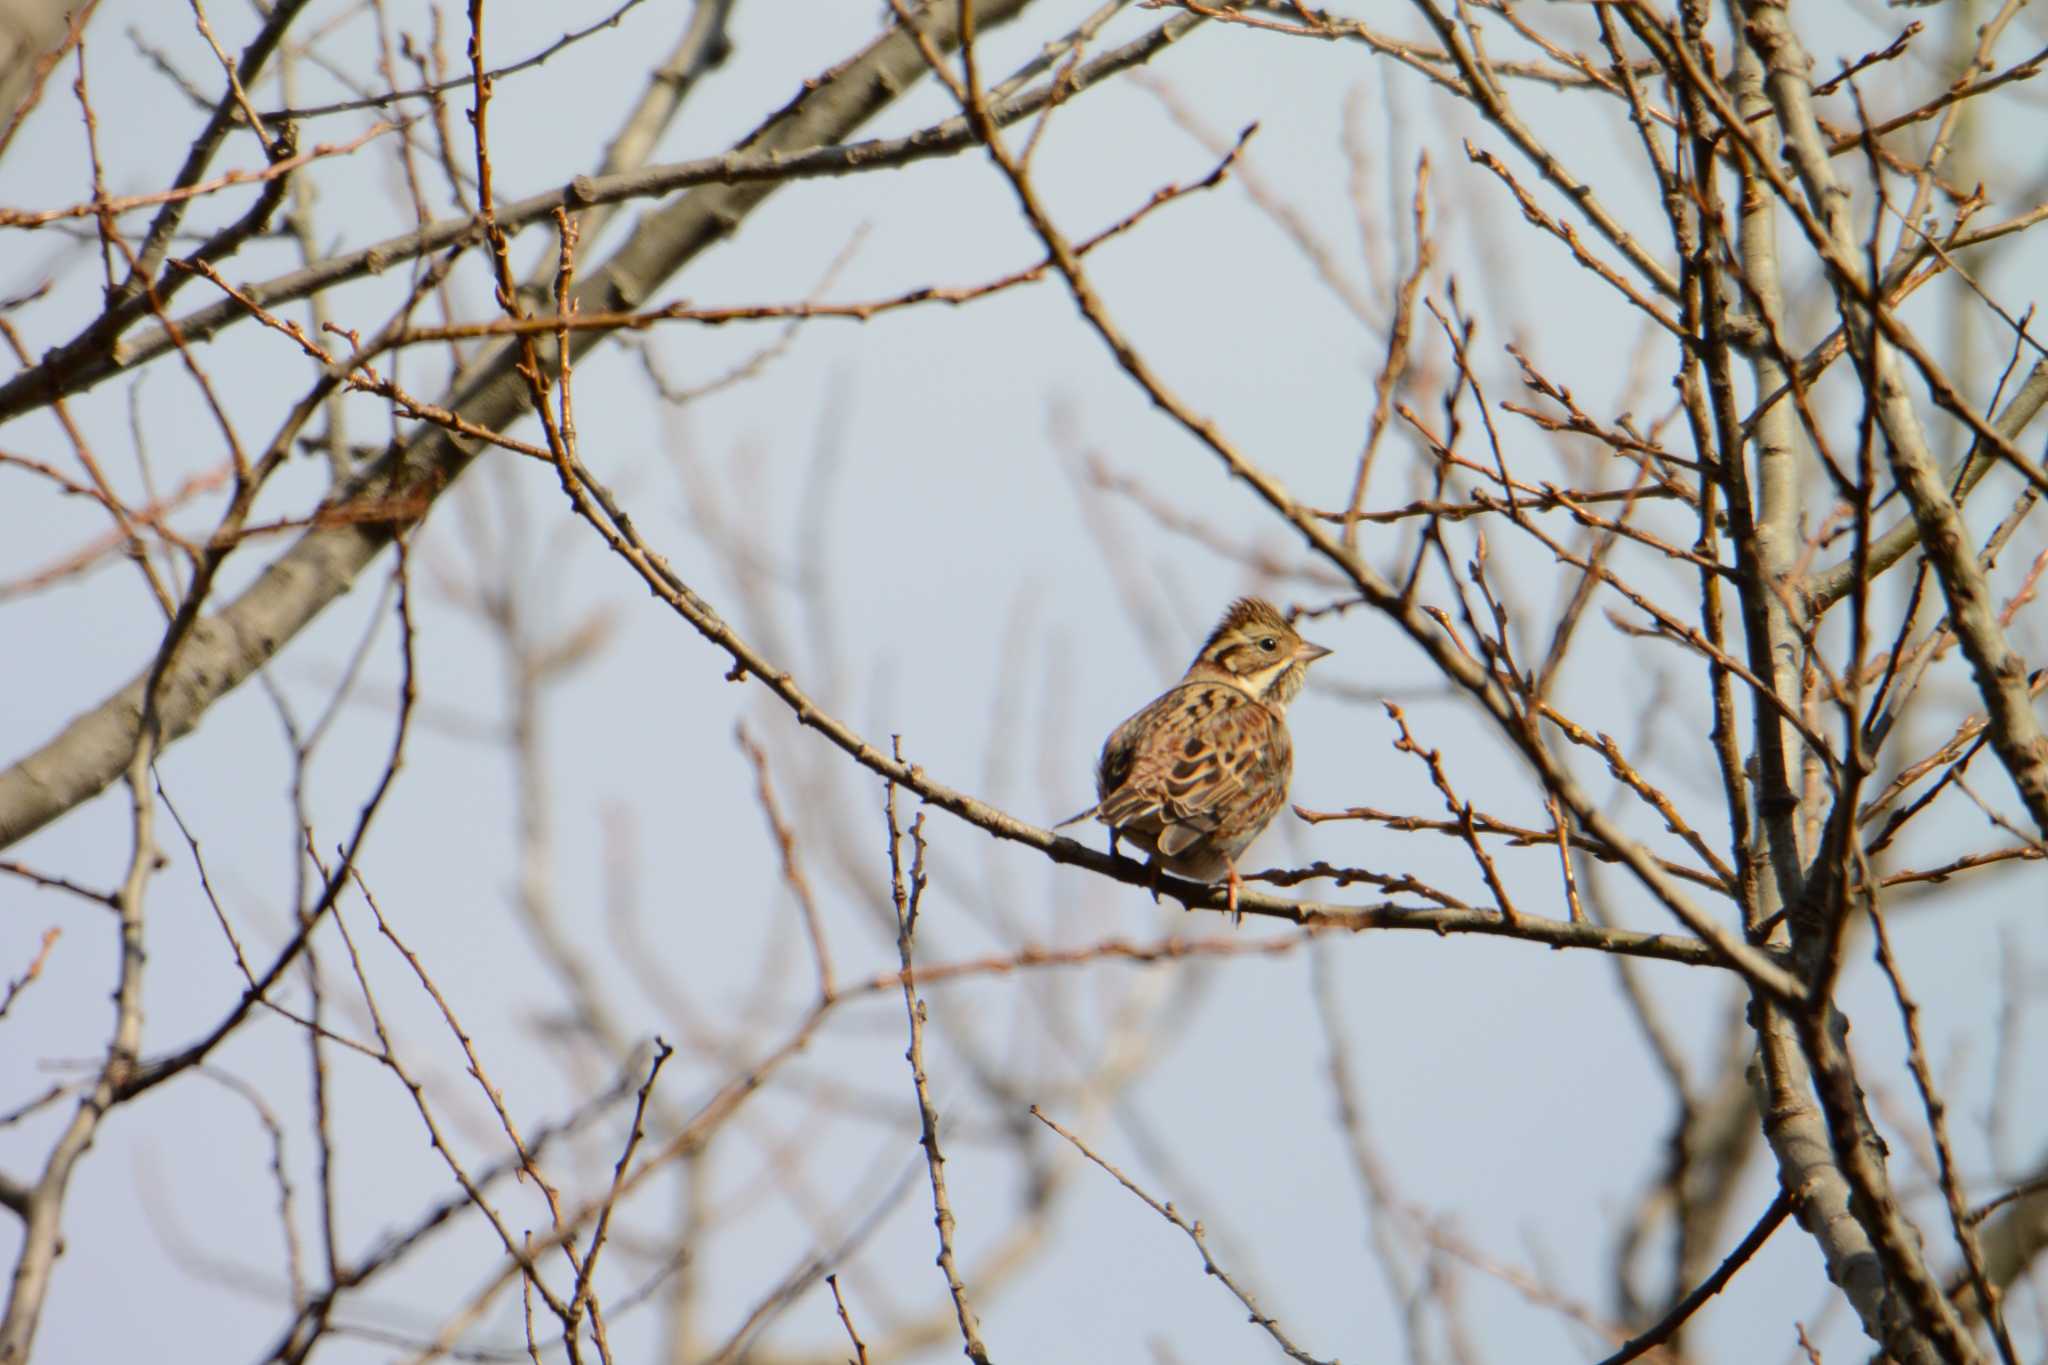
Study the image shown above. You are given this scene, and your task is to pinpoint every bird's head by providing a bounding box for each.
[1187,597,1332,709]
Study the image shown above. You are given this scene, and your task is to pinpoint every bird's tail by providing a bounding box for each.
[1052,803,1098,829]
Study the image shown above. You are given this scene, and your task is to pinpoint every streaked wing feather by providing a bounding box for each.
[1094,683,1287,848]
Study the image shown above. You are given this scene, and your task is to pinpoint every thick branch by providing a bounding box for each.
[1745,0,2048,840]
[0,7,1201,424]
[1749,1008,1945,1365]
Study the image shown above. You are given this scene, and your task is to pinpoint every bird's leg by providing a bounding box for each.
[1145,855,1166,905]
[1224,859,1243,927]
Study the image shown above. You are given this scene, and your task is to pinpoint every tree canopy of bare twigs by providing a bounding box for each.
[2,2,2046,1363]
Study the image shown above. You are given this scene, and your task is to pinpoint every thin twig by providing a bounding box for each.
[1031,1105,1335,1365]
[1594,1191,1792,1365]
[886,753,991,1364]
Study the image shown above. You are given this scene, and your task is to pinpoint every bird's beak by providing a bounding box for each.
[1298,641,1333,663]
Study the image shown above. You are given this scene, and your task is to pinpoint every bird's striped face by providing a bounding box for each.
[1191,598,1332,708]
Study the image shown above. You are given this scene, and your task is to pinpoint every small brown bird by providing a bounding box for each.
[1064,597,1331,922]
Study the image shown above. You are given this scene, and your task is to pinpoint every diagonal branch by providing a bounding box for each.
[0,0,1048,852]
[0,6,1204,424]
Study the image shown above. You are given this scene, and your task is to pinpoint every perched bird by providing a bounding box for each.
[1063,597,1331,922]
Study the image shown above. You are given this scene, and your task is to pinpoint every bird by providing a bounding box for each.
[1061,597,1331,923]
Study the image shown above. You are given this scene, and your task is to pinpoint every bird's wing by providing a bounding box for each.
[1096,683,1284,842]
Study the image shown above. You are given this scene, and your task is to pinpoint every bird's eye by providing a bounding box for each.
[1258,637,1278,653]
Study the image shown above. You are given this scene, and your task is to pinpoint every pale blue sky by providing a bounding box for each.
[2,3,2044,1363]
